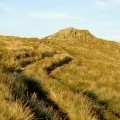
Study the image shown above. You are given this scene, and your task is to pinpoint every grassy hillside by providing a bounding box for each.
[0,28,120,120]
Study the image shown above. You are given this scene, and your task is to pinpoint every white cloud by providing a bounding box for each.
[0,4,84,21]
[0,3,84,22]
[95,0,120,8]
[29,11,68,19]
[28,11,84,22]
[0,4,14,15]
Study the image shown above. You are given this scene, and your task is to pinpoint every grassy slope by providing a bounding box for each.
[0,28,120,120]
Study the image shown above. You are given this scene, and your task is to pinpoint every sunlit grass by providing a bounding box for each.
[0,28,120,120]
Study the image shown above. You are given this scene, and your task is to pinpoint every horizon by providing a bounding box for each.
[0,0,120,41]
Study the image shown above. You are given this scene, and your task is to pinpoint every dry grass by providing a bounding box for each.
[0,28,120,120]
[0,71,35,120]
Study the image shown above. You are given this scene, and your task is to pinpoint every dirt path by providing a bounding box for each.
[44,56,73,75]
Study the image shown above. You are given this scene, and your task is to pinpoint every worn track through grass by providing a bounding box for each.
[13,74,69,120]
[1,28,120,120]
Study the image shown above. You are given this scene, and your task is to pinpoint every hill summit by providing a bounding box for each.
[47,27,95,40]
[1,27,120,120]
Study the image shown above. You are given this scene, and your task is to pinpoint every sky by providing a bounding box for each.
[0,0,120,41]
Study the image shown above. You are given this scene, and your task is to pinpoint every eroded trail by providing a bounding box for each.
[44,55,73,75]
[2,51,70,119]
[13,74,69,120]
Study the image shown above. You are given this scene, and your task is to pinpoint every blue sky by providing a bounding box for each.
[0,0,120,41]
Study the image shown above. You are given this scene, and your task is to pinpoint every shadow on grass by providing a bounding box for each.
[12,74,69,120]
[83,91,107,120]
[83,90,120,120]
[44,56,72,74]
[83,91,120,120]
[83,91,108,109]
